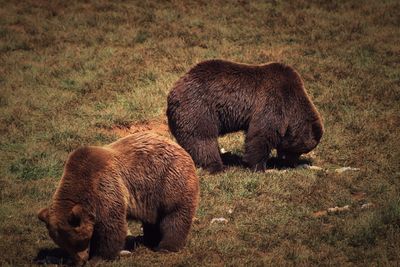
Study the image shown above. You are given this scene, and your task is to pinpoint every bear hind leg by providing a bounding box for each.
[171,107,224,173]
[187,137,224,174]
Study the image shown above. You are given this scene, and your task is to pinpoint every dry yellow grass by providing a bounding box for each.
[0,0,399,266]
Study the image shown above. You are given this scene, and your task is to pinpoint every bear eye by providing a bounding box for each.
[68,216,81,228]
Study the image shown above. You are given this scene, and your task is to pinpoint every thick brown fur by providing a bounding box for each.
[167,59,324,173]
[38,132,199,265]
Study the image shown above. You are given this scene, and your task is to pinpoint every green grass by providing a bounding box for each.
[1,0,399,266]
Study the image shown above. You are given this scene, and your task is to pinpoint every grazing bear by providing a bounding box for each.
[38,132,199,265]
[167,59,323,173]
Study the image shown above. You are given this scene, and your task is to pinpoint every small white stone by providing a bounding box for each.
[119,250,132,257]
[327,205,350,214]
[327,206,339,213]
[361,203,374,210]
[211,217,228,224]
[335,167,360,173]
[228,209,233,214]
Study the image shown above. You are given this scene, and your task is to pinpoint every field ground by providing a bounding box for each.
[0,0,399,266]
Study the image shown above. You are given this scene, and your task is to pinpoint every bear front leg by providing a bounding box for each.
[244,125,280,171]
[243,136,270,171]
[142,222,162,249]
[89,221,127,261]
[156,208,193,252]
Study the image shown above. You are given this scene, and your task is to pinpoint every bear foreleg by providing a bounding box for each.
[243,135,270,171]
[89,221,127,260]
[142,222,162,249]
[243,125,281,171]
[156,208,193,252]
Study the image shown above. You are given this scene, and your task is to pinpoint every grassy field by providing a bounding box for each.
[1,0,399,266]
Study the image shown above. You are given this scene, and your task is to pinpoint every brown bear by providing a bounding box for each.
[38,132,199,265]
[167,59,323,173]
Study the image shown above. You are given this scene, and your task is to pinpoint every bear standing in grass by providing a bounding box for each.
[38,132,199,266]
[167,59,324,173]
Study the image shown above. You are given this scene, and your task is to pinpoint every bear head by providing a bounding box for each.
[38,204,94,266]
[277,116,323,166]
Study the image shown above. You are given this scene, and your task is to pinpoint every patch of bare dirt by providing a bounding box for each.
[8,24,26,33]
[108,117,170,138]
[351,191,367,202]
[312,210,328,217]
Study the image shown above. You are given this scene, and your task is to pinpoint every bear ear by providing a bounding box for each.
[68,205,83,228]
[38,208,49,224]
